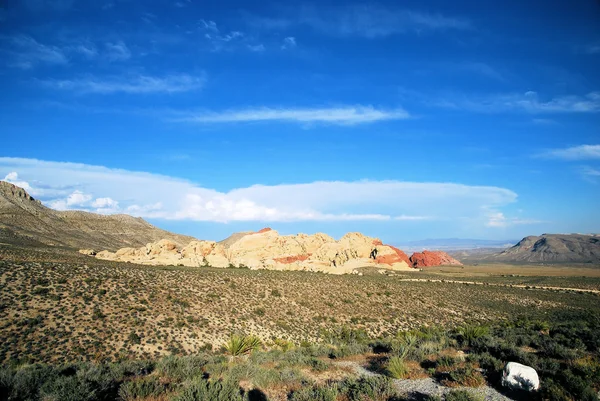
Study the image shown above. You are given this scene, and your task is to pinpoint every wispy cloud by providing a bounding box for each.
[583,167,600,177]
[249,5,471,38]
[281,36,296,50]
[539,145,600,160]
[486,212,544,228]
[105,40,131,61]
[4,35,68,69]
[247,44,266,52]
[172,106,410,125]
[41,74,206,94]
[454,62,505,81]
[0,158,525,226]
[432,91,600,114]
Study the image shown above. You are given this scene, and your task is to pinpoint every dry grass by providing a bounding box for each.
[1,244,599,364]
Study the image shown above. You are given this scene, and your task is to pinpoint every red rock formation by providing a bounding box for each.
[410,250,462,267]
[273,254,311,264]
[372,239,383,246]
[257,227,272,233]
[376,245,413,266]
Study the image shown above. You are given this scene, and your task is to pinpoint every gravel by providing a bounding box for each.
[334,360,515,401]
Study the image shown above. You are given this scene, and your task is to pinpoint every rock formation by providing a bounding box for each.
[91,229,418,274]
[409,250,462,267]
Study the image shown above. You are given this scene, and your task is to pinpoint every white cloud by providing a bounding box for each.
[277,5,471,38]
[5,35,68,69]
[0,158,528,227]
[41,74,206,94]
[540,144,600,160]
[105,40,131,61]
[92,197,119,208]
[2,172,33,192]
[72,43,98,59]
[486,212,544,228]
[173,106,410,125]
[583,167,600,177]
[434,91,600,114]
[247,44,266,52]
[281,36,296,50]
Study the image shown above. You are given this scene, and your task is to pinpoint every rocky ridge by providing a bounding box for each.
[91,229,461,274]
[410,250,462,268]
[0,181,195,250]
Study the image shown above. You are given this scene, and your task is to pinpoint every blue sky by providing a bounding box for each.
[0,0,599,244]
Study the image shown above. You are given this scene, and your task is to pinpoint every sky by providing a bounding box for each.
[0,0,599,244]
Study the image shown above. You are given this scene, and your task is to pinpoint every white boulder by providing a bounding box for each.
[502,362,540,392]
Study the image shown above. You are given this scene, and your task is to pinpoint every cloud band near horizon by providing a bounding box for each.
[0,157,537,228]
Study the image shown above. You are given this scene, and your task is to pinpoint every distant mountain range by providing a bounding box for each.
[453,234,600,264]
[397,238,518,252]
[0,181,195,251]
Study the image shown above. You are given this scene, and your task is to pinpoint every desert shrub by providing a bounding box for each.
[290,384,338,401]
[0,367,14,400]
[390,343,411,359]
[39,375,97,401]
[118,376,165,401]
[339,375,398,401]
[9,364,56,400]
[328,342,370,359]
[470,352,503,383]
[386,356,408,379]
[557,369,598,401]
[273,338,294,352]
[410,341,443,361]
[309,357,329,372]
[322,326,370,346]
[436,355,457,369]
[224,334,262,356]
[447,366,485,387]
[444,389,484,401]
[156,354,210,382]
[172,378,244,401]
[456,324,489,347]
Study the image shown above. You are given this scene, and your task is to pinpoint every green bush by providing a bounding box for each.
[118,376,165,401]
[445,389,484,401]
[156,354,210,381]
[386,356,408,379]
[436,355,457,369]
[172,378,244,401]
[457,324,489,346]
[290,384,338,401]
[39,375,96,401]
[339,375,398,401]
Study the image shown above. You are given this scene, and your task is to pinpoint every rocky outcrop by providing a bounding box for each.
[492,234,600,264]
[91,229,416,274]
[409,250,462,267]
[0,182,196,251]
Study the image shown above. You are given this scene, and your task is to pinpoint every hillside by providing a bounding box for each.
[0,181,195,251]
[495,234,600,263]
[457,234,600,264]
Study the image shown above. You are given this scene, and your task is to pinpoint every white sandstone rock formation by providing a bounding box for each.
[89,228,415,274]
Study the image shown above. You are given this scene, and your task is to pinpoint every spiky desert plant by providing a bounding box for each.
[386,356,408,379]
[224,334,261,356]
[458,324,489,346]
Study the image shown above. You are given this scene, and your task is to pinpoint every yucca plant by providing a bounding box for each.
[458,324,489,346]
[224,334,262,356]
[386,356,408,379]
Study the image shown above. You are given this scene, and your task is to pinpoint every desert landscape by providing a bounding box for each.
[2,1,600,400]
[1,182,600,401]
